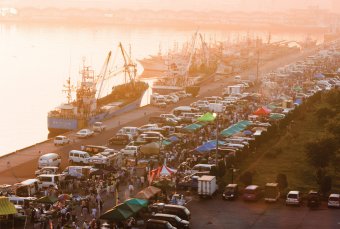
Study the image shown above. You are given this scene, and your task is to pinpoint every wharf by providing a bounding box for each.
[0,48,318,184]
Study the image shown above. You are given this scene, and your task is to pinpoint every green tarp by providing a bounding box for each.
[183,123,203,132]
[124,198,148,207]
[100,204,134,221]
[197,112,216,122]
[220,120,252,137]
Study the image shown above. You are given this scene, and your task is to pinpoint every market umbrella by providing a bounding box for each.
[269,113,285,120]
[36,196,58,204]
[124,198,148,208]
[197,112,216,122]
[100,204,134,221]
[253,107,271,116]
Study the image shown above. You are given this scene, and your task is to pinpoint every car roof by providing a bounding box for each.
[245,185,259,190]
[40,153,59,158]
[154,213,178,218]
[329,193,340,198]
[226,184,238,188]
[288,190,300,194]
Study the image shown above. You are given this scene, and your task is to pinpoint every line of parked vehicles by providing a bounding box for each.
[220,182,340,209]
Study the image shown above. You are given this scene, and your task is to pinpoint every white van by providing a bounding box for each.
[117,127,139,139]
[69,150,90,164]
[62,166,95,179]
[37,174,64,189]
[38,153,61,169]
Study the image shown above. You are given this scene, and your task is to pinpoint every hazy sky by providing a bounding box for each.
[0,0,334,11]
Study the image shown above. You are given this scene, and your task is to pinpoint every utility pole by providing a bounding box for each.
[215,114,219,166]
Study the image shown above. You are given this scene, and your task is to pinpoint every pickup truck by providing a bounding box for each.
[93,122,107,132]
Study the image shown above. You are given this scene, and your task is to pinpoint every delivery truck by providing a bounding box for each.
[264,182,280,202]
[198,175,217,198]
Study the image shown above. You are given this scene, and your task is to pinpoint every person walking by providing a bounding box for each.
[128,183,134,197]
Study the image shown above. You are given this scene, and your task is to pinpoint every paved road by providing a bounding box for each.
[187,196,340,229]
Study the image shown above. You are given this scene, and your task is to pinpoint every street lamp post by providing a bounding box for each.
[214,113,219,166]
[230,165,237,184]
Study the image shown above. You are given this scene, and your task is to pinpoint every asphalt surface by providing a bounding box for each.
[187,195,340,229]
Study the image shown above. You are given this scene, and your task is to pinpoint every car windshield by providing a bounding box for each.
[225,187,235,193]
[55,137,62,140]
[288,193,298,198]
[329,197,339,201]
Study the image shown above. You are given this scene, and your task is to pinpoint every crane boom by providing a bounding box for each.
[96,51,112,99]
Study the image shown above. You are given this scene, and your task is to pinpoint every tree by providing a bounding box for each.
[276,173,288,190]
[240,171,253,186]
[320,176,332,197]
[315,107,335,123]
[305,137,337,168]
[327,116,340,139]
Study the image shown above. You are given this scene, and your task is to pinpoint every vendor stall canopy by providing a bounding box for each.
[0,197,17,216]
[220,120,252,137]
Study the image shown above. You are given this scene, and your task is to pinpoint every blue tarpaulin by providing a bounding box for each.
[294,98,302,105]
[195,140,226,153]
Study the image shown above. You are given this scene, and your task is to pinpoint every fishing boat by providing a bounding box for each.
[47,43,148,134]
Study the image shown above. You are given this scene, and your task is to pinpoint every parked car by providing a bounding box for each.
[243,185,262,201]
[328,193,340,208]
[286,190,303,206]
[35,166,60,176]
[38,153,61,169]
[307,190,321,208]
[37,174,65,189]
[138,124,159,132]
[120,146,139,157]
[150,203,191,221]
[150,213,190,229]
[76,129,94,138]
[53,135,71,146]
[223,184,239,200]
[145,219,176,229]
[108,134,132,145]
[160,114,182,122]
[68,150,91,164]
[93,122,106,132]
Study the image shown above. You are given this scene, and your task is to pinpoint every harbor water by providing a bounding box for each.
[0,22,323,156]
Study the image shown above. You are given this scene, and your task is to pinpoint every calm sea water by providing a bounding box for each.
[0,22,323,156]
